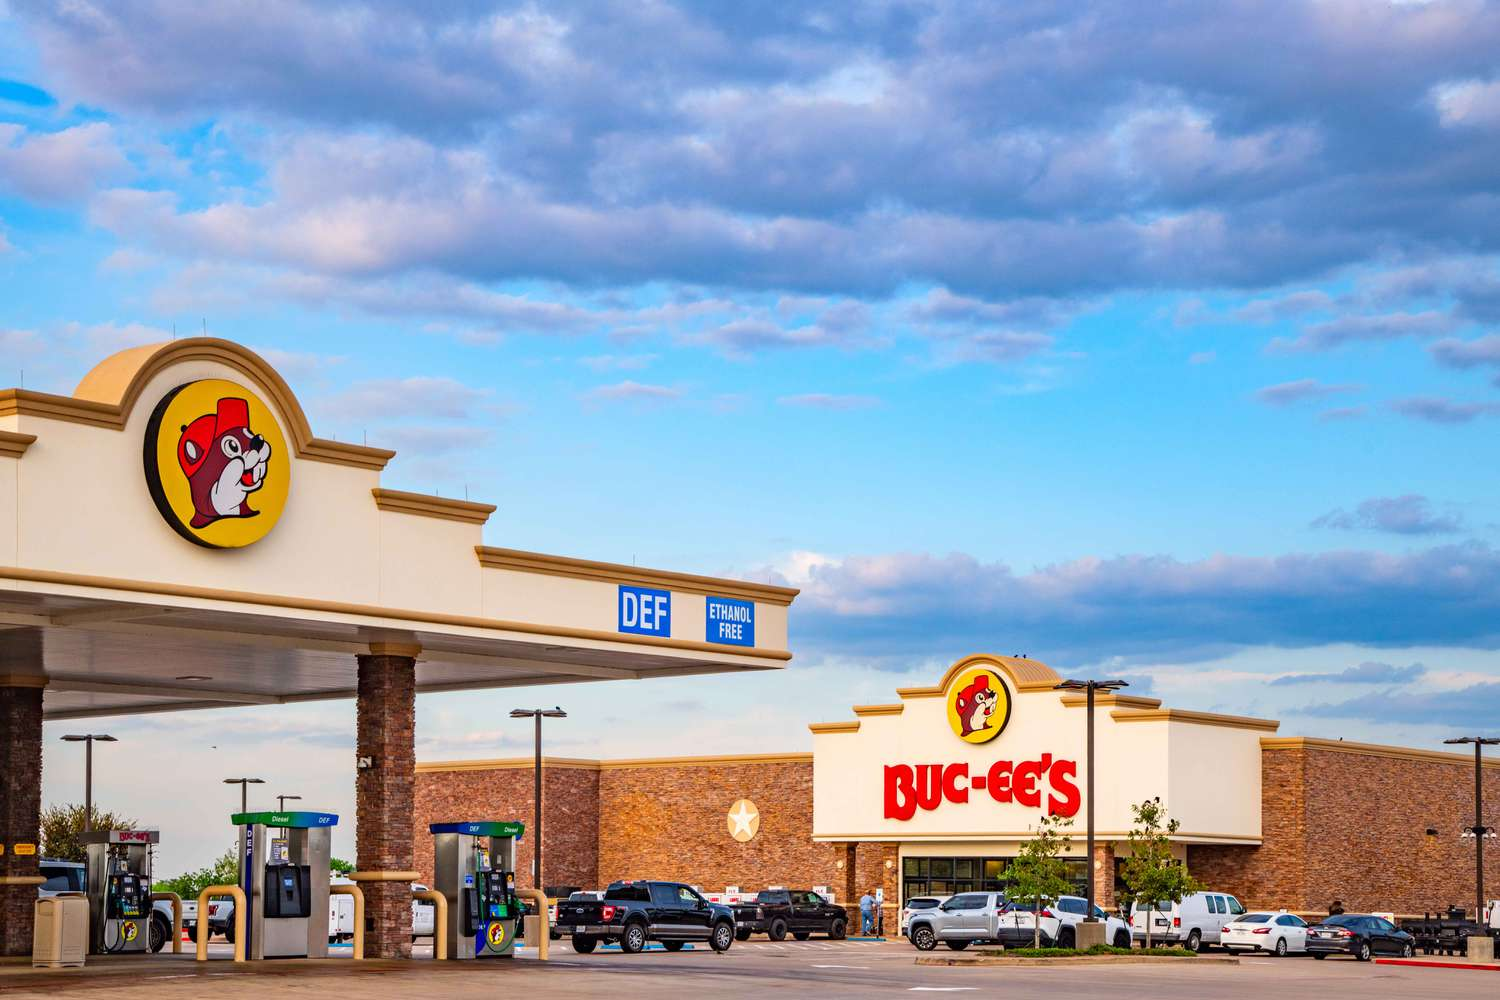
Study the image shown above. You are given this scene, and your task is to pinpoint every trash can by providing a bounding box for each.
[34,893,89,968]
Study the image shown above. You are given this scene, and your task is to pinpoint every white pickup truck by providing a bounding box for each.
[327,878,434,942]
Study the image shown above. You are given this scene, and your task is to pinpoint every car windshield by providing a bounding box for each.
[756,891,787,903]
[1237,914,1272,923]
[1323,915,1359,928]
[907,899,940,909]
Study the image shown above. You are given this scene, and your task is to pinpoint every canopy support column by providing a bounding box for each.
[356,646,418,959]
[0,677,45,956]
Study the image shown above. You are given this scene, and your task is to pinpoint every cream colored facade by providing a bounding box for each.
[0,338,796,718]
[811,654,1275,860]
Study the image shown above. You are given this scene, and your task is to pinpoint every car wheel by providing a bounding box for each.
[1356,940,1372,962]
[1401,942,1414,958]
[223,921,235,945]
[829,918,847,940]
[1113,930,1130,949]
[663,940,686,952]
[1058,927,1076,950]
[735,928,751,941]
[945,940,970,951]
[768,919,788,942]
[622,922,648,954]
[1185,930,1201,953]
[1274,937,1288,958]
[1312,952,1326,959]
[912,925,937,952]
[793,931,811,941]
[572,935,597,954]
[711,922,734,953]
[149,913,170,953]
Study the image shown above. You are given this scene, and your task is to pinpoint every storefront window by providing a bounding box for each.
[903,856,1027,902]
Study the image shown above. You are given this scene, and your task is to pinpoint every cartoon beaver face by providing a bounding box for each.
[177,397,273,529]
[954,674,999,737]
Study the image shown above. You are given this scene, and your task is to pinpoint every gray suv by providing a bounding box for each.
[907,892,1026,951]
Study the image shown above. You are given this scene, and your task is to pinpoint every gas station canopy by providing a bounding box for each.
[0,339,798,720]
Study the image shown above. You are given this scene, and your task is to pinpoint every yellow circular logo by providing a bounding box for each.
[727,799,760,843]
[946,667,1011,744]
[486,922,507,948]
[143,379,291,548]
[121,921,138,942]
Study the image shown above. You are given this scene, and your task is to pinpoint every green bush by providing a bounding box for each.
[155,849,240,900]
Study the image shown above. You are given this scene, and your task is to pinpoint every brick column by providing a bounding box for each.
[0,680,44,956]
[1092,842,1116,911]
[356,650,416,959]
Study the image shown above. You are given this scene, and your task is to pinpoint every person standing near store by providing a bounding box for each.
[859,889,876,936]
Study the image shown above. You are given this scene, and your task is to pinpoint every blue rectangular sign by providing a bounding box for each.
[705,595,755,647]
[618,585,671,636]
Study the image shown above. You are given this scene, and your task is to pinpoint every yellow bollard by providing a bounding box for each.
[195,886,246,963]
[330,883,365,961]
[149,892,183,954]
[411,889,447,960]
[516,888,549,962]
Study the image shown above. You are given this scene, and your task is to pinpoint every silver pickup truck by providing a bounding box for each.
[906,892,1061,951]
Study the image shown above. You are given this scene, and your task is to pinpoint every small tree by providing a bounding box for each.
[155,849,241,900]
[40,804,137,862]
[330,857,356,875]
[1006,813,1075,948]
[1120,797,1203,948]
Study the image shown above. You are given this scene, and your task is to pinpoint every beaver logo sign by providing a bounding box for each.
[144,379,291,548]
[486,922,507,949]
[945,666,1011,744]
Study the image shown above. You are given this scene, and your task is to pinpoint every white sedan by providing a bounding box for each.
[1221,911,1309,956]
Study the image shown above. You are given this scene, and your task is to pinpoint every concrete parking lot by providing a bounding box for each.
[0,939,1492,999]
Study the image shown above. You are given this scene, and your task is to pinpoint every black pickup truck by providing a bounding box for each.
[554,880,737,954]
[732,889,848,941]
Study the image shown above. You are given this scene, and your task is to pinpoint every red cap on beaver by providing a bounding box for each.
[178,397,251,477]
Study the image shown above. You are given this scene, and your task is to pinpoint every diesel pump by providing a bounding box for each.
[232,810,337,959]
[430,821,523,959]
[80,829,158,955]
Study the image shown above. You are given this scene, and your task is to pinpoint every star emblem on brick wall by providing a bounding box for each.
[727,798,760,842]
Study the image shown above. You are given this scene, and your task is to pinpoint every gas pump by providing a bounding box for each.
[232,810,337,959]
[430,821,524,959]
[81,829,158,955]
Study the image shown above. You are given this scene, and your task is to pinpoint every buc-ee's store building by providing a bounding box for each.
[418,653,1500,919]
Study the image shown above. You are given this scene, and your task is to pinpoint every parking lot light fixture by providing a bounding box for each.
[1443,736,1499,920]
[1055,679,1128,922]
[223,776,266,814]
[511,708,567,891]
[61,734,118,832]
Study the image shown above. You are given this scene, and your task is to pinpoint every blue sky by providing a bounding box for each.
[5,1,1500,870]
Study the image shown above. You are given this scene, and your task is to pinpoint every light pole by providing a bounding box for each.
[510,708,566,891]
[1056,679,1128,923]
[276,794,302,813]
[61,734,117,832]
[1444,736,1499,919]
[223,777,265,813]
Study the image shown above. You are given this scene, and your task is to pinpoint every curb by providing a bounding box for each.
[1375,958,1500,972]
[915,954,1239,968]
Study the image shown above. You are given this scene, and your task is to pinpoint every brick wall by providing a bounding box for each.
[1189,743,1500,917]
[597,758,847,892]
[0,684,43,956]
[415,755,853,900]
